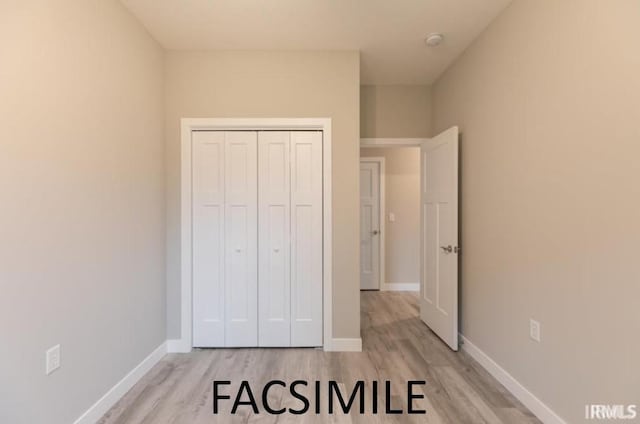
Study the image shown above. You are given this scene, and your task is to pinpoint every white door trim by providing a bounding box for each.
[360,138,428,148]
[359,157,385,291]
[381,282,420,292]
[180,118,333,352]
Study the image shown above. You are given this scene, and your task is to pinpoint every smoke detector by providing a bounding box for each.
[425,33,444,47]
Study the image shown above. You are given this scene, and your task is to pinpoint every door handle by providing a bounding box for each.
[372,230,379,236]
[440,245,453,253]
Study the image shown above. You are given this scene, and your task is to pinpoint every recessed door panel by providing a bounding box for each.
[359,162,380,290]
[290,131,323,347]
[224,132,258,347]
[293,205,313,320]
[192,131,225,347]
[258,132,291,347]
[361,203,373,272]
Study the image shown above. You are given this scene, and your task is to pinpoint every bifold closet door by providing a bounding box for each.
[258,132,291,346]
[192,131,226,347]
[192,131,258,347]
[224,132,258,346]
[258,131,323,347]
[193,130,321,348]
[290,131,323,347]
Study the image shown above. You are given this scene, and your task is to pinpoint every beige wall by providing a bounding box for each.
[360,148,420,286]
[0,2,165,424]
[361,85,431,138]
[164,50,361,339]
[432,0,640,422]
[359,85,429,288]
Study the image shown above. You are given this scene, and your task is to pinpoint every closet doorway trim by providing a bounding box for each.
[179,118,333,352]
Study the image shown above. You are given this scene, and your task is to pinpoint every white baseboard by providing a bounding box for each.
[381,282,419,292]
[73,341,167,424]
[170,337,362,353]
[71,335,564,424]
[328,338,362,352]
[460,335,567,424]
[167,338,191,353]
[71,336,363,423]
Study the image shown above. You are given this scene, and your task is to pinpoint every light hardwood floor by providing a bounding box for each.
[99,292,540,423]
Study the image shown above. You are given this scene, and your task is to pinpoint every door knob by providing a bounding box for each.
[440,245,453,253]
[372,230,379,236]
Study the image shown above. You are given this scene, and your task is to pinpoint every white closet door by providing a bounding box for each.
[258,132,291,346]
[290,131,323,347]
[192,131,226,347]
[224,131,258,347]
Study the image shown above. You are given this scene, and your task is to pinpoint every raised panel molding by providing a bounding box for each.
[290,131,323,347]
[258,132,291,347]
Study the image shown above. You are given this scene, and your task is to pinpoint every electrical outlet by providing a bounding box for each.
[46,344,61,375]
[529,319,541,342]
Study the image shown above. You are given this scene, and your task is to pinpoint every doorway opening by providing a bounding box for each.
[359,128,460,352]
[360,147,421,292]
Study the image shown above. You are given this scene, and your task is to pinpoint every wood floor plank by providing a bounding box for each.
[99,292,540,424]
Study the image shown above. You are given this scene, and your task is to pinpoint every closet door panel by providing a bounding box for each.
[258,132,291,346]
[290,131,323,347]
[192,131,225,347]
[224,131,258,347]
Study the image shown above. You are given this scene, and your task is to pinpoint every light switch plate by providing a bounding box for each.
[529,319,541,342]
[46,344,61,375]
[389,212,396,222]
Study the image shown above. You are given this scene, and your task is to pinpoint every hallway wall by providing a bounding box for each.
[360,85,430,290]
[360,148,421,287]
[361,85,431,138]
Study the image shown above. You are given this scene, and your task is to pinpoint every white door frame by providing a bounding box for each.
[359,157,385,291]
[360,138,428,148]
[361,139,423,292]
[178,118,333,352]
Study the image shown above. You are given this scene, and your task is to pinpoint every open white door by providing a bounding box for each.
[420,126,459,351]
